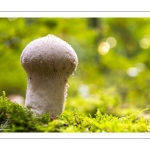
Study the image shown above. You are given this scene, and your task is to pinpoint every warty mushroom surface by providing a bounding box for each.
[20,34,78,118]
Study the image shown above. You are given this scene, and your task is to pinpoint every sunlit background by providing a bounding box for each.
[1,18,150,117]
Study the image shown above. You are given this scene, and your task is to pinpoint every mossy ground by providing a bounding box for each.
[0,92,150,132]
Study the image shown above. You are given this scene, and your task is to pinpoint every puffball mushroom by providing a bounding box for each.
[20,34,78,118]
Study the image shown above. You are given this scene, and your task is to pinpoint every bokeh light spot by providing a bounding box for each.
[127,67,139,77]
[106,37,117,48]
[140,37,150,49]
[78,85,89,98]
[8,18,17,21]
[98,42,110,55]
[135,62,146,72]
[127,63,146,77]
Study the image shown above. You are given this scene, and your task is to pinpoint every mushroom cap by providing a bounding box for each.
[21,34,78,77]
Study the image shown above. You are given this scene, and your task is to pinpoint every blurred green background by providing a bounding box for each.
[1,18,150,117]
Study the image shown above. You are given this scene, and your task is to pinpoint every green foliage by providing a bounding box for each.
[0,92,150,132]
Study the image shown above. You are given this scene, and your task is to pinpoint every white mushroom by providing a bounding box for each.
[20,34,78,118]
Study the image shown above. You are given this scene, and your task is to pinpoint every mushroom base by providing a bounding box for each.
[25,76,68,118]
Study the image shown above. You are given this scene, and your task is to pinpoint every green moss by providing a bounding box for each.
[0,91,150,132]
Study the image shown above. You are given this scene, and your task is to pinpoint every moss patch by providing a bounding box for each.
[0,91,150,132]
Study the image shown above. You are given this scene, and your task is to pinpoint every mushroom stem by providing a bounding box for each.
[26,73,68,116]
[20,34,78,118]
